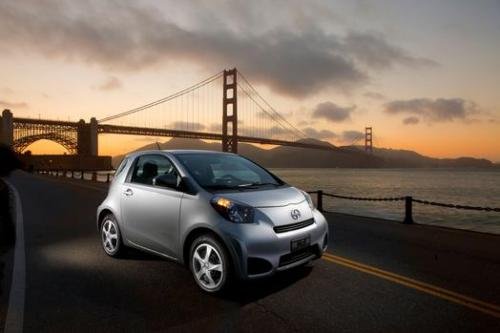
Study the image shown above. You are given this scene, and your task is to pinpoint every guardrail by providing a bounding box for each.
[36,170,114,183]
[307,190,500,224]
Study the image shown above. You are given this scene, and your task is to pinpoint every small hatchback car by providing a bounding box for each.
[97,150,329,292]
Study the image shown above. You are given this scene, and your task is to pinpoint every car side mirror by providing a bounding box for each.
[154,174,179,189]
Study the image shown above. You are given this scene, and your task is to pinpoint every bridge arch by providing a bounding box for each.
[13,132,78,154]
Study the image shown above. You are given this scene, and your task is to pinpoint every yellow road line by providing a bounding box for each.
[322,252,500,319]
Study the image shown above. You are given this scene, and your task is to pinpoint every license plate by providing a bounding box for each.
[291,236,310,252]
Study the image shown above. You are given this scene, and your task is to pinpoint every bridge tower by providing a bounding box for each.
[77,117,98,156]
[0,109,14,146]
[222,68,238,153]
[365,127,373,153]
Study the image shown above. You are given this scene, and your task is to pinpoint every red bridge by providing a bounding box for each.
[0,69,336,166]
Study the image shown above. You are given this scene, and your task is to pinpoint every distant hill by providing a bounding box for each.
[347,146,494,168]
[112,138,495,169]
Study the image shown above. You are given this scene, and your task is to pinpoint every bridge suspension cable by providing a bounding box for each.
[236,70,308,141]
[98,71,223,123]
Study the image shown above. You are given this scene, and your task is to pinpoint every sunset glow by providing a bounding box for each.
[1,1,499,161]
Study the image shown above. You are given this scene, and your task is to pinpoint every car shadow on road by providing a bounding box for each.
[219,264,314,304]
[114,245,315,305]
[118,246,314,305]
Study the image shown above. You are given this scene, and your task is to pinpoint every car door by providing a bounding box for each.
[120,154,183,259]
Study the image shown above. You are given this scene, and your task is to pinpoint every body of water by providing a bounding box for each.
[271,168,500,235]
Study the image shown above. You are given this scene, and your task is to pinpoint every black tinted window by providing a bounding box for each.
[131,155,177,186]
[175,153,282,190]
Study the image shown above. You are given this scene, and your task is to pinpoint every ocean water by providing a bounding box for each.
[270,168,500,235]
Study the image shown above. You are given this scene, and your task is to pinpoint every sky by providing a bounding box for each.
[0,0,499,160]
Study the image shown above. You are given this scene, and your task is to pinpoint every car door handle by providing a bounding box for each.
[124,188,134,196]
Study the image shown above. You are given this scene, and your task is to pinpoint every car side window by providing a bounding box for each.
[130,155,178,186]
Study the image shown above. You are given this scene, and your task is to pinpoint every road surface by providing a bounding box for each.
[3,171,500,332]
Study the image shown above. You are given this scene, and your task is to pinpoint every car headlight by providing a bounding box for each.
[301,190,314,209]
[210,196,255,223]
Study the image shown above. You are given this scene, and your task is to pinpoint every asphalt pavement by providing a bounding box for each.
[3,171,500,332]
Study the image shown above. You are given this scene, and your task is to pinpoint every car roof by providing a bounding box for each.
[124,149,234,159]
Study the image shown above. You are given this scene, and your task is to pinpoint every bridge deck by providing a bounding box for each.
[2,172,500,332]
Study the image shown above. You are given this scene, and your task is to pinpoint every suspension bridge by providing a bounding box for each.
[0,68,339,164]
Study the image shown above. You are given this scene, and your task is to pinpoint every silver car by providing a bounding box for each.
[97,150,329,292]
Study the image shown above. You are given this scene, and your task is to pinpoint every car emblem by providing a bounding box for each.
[290,209,301,220]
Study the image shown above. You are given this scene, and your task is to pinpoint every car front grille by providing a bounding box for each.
[273,218,314,233]
[279,246,316,267]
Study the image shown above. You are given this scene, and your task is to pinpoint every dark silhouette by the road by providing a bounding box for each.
[0,144,21,328]
[0,144,21,249]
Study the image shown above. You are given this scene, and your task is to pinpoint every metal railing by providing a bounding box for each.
[307,190,500,224]
[36,170,114,183]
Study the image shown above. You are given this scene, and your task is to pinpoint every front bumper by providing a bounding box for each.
[220,209,329,279]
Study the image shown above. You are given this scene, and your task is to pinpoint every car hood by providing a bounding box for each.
[220,186,306,208]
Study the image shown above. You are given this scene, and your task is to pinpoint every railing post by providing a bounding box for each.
[317,190,323,212]
[403,196,414,224]
[80,171,84,180]
[92,172,97,181]
[106,174,110,183]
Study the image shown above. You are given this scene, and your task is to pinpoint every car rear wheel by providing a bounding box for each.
[190,235,230,293]
[101,214,123,257]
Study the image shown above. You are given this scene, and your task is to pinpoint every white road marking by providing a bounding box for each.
[3,180,26,333]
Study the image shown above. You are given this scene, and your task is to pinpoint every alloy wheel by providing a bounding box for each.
[101,219,119,254]
[192,243,224,291]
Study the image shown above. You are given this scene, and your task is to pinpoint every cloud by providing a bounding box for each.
[301,127,364,143]
[343,32,438,69]
[297,120,315,127]
[96,76,122,91]
[363,91,386,100]
[169,121,205,131]
[339,130,364,143]
[384,98,479,123]
[240,125,292,139]
[312,101,355,122]
[302,127,337,139]
[0,99,29,109]
[402,116,420,125]
[0,1,435,98]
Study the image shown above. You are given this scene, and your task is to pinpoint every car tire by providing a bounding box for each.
[189,234,231,293]
[100,214,124,257]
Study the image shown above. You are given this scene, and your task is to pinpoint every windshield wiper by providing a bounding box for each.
[238,182,279,188]
[205,182,279,191]
[205,184,241,190]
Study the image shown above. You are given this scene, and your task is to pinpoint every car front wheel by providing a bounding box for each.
[190,235,230,293]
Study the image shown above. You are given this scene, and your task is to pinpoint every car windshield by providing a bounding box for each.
[174,153,284,190]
